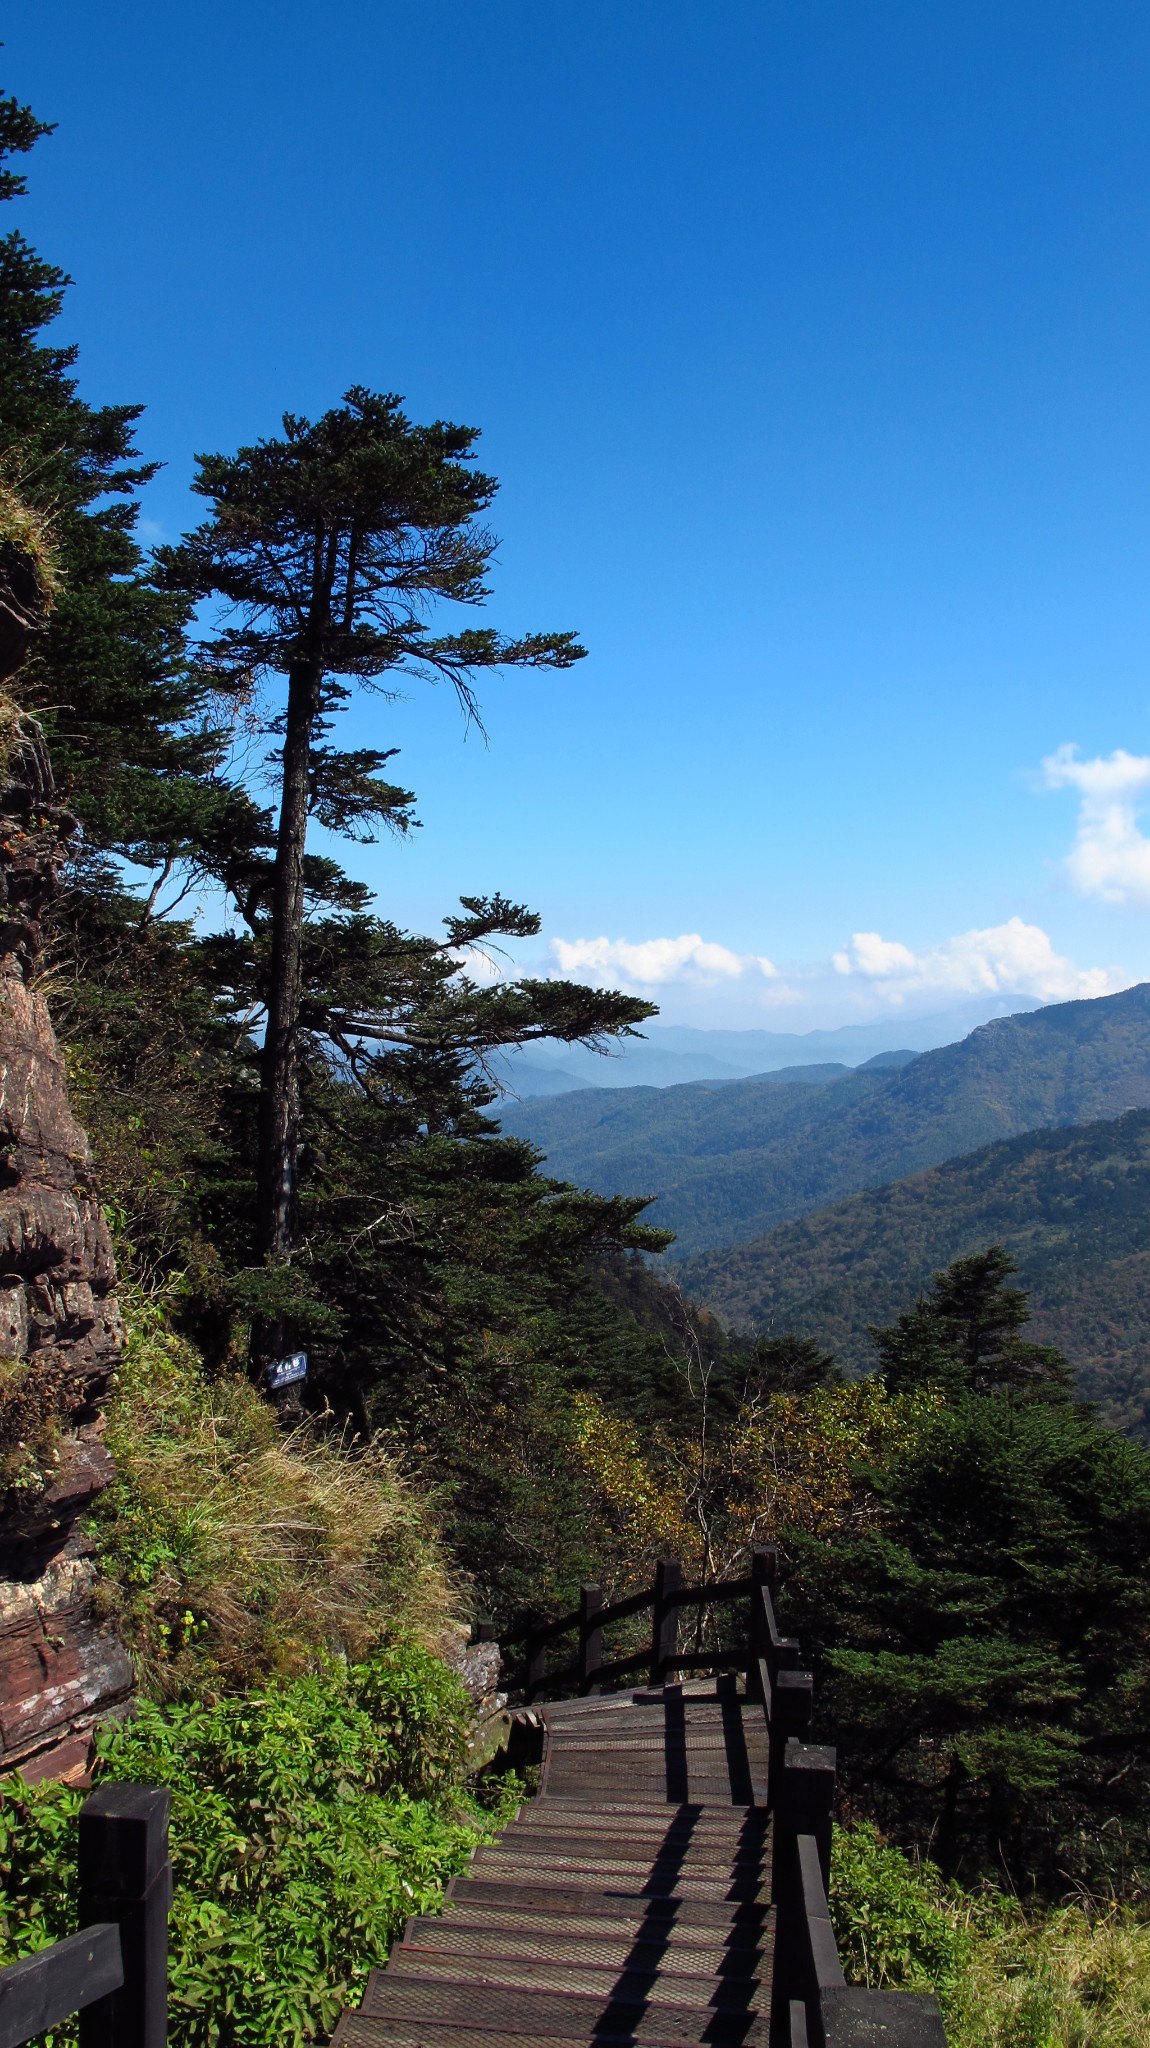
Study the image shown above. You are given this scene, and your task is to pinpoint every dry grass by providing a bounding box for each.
[949,1896,1150,2047]
[93,1291,462,1693]
[833,1821,1150,2046]
[0,471,58,602]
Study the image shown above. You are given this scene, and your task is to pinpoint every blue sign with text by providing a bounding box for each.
[267,1351,308,1390]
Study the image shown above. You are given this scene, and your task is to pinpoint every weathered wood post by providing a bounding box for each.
[525,1625,546,1702]
[578,1583,603,1694]
[649,1557,682,1687]
[78,1785,171,2048]
[771,1740,836,2043]
[788,1998,810,2048]
[748,1544,776,1700]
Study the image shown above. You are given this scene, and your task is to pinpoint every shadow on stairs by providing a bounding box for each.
[333,1675,774,2047]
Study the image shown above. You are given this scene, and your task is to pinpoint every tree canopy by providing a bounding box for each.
[870,1245,1072,1400]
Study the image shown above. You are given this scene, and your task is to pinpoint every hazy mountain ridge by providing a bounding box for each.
[499,983,1150,1256]
[680,1106,1150,1439]
[494,994,1042,1096]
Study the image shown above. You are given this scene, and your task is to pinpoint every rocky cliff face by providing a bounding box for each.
[0,891,132,1778]
[0,549,133,1780]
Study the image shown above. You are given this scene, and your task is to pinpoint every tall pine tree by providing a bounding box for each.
[156,395,587,1303]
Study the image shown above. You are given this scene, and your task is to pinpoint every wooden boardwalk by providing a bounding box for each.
[335,1675,775,2047]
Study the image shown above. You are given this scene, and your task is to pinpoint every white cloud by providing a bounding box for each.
[833,916,1116,1003]
[1042,743,1150,904]
[550,933,780,987]
[832,933,917,978]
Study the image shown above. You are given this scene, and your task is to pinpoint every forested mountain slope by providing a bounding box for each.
[500,983,1150,1255]
[682,1105,1150,1436]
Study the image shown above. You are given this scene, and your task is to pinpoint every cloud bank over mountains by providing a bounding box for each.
[550,933,779,987]
[832,917,1114,1003]
[545,915,1122,1026]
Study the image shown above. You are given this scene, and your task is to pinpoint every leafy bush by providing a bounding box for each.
[90,1294,457,1690]
[829,1821,968,1998]
[0,1644,513,2048]
[0,1775,82,1962]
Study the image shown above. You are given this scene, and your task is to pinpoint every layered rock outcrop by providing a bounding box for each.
[0,717,132,1779]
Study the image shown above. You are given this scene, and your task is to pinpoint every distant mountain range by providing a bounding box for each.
[680,1107,1150,1440]
[499,984,1150,1257]
[494,994,1043,1096]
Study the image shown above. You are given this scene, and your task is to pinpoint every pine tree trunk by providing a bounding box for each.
[256,653,322,1271]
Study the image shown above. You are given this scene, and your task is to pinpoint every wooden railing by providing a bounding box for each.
[504,1549,947,2048]
[512,1552,766,1701]
[0,1785,170,2048]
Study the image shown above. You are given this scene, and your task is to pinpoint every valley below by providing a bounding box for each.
[504,982,1150,1433]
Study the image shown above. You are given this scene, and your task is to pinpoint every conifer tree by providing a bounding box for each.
[155,394,587,1294]
[870,1245,1072,1399]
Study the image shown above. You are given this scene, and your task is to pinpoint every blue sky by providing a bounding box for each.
[10,1,1150,1028]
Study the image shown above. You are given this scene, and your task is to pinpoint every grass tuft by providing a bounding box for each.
[91,1291,460,1692]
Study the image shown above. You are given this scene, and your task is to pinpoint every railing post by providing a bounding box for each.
[579,1583,602,1694]
[776,1738,836,1894]
[788,1998,810,2048]
[771,1741,836,2046]
[649,1556,682,1686]
[525,1625,546,1702]
[748,1545,775,1699]
[770,1667,813,1807]
[78,1785,171,2048]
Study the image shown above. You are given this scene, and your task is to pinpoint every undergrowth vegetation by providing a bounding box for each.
[90,1293,457,1692]
[831,1823,1150,2047]
[0,1648,519,2048]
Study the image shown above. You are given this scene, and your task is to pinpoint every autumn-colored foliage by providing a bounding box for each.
[571,1376,941,1593]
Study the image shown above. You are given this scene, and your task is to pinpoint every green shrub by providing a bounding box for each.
[829,1821,968,1998]
[0,1776,82,1962]
[0,1644,510,2048]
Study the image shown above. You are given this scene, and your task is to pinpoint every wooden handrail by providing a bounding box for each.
[673,1573,753,1611]
[511,1556,778,1700]
[796,1833,847,1997]
[0,1785,171,2048]
[507,1566,757,1657]
[0,1926,123,2048]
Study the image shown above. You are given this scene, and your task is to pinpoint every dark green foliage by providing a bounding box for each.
[0,1646,515,2048]
[502,982,1150,1256]
[744,1331,840,1396]
[871,1247,1071,1400]
[156,388,584,709]
[154,390,590,1272]
[783,1386,1150,1890]
[683,1105,1150,1434]
[55,870,677,1612]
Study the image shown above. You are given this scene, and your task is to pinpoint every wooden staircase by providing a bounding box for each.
[335,1675,774,2047]
[332,1553,946,2048]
